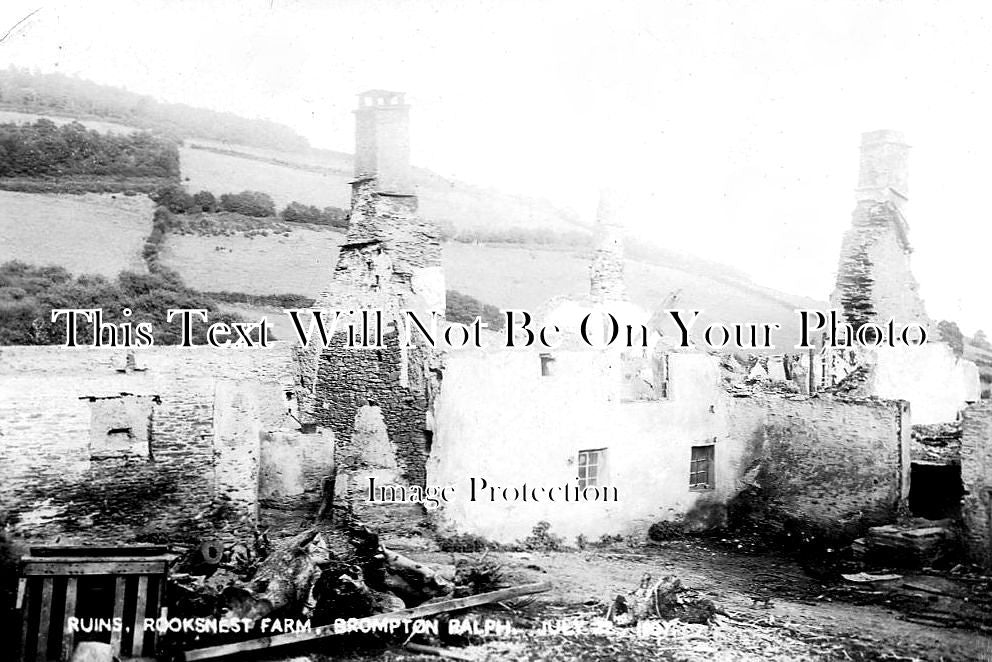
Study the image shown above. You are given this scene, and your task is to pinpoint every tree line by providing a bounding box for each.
[0,261,240,346]
[0,67,309,152]
[0,119,178,179]
[151,184,347,226]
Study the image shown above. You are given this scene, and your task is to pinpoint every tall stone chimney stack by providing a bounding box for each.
[354,90,412,195]
[589,188,627,302]
[856,130,910,209]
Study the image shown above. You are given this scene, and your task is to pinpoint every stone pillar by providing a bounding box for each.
[830,130,929,332]
[962,403,992,568]
[297,89,442,521]
[354,90,412,195]
[212,380,261,533]
[590,189,627,303]
[856,130,910,209]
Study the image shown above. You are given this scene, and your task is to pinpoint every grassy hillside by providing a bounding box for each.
[159,228,822,346]
[0,191,152,277]
[0,106,833,350]
[162,221,344,296]
[180,145,348,211]
[0,69,308,151]
[180,142,584,234]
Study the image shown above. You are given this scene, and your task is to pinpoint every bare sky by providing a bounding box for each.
[1,0,990,334]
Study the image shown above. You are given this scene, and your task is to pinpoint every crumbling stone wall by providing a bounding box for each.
[296,119,444,526]
[831,130,929,336]
[961,403,992,567]
[259,429,333,501]
[312,331,432,487]
[87,394,154,459]
[845,343,979,425]
[831,201,929,331]
[727,394,910,527]
[589,191,626,303]
[911,422,961,465]
[590,223,625,303]
[429,343,911,543]
[0,345,294,545]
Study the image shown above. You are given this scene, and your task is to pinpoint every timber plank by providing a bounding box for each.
[184,581,552,661]
[109,576,127,654]
[132,575,149,657]
[30,545,168,558]
[23,561,167,576]
[61,577,78,661]
[19,577,31,662]
[36,578,54,662]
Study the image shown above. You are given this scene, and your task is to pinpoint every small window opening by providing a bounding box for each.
[689,445,715,490]
[577,448,606,489]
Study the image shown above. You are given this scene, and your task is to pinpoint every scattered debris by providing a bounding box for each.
[608,573,719,627]
[184,581,553,660]
[841,572,903,583]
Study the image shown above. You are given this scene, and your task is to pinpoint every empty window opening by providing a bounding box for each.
[85,394,155,460]
[577,448,606,489]
[909,463,963,520]
[690,445,715,490]
[620,352,670,402]
[540,353,556,377]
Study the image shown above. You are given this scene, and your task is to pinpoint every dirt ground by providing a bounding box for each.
[372,539,992,662]
[192,533,992,661]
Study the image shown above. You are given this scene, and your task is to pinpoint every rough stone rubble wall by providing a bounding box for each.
[297,174,443,527]
[727,394,910,526]
[312,333,432,487]
[961,403,992,567]
[0,345,295,545]
[590,223,626,303]
[831,201,930,331]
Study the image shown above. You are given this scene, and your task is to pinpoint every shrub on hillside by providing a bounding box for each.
[319,206,348,228]
[446,290,504,331]
[150,184,197,214]
[281,201,348,228]
[0,261,242,345]
[0,119,179,180]
[938,320,965,357]
[450,225,591,247]
[192,190,218,212]
[142,207,179,269]
[219,190,276,218]
[206,291,314,309]
[281,201,322,223]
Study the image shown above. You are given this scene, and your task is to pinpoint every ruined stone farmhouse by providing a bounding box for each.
[1,92,990,566]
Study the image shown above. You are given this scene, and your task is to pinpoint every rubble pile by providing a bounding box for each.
[608,573,719,626]
[863,519,957,567]
[167,517,454,652]
[911,421,962,464]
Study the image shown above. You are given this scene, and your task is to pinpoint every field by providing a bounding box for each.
[162,223,346,296]
[179,143,584,233]
[0,191,153,277]
[180,145,351,211]
[161,230,819,343]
